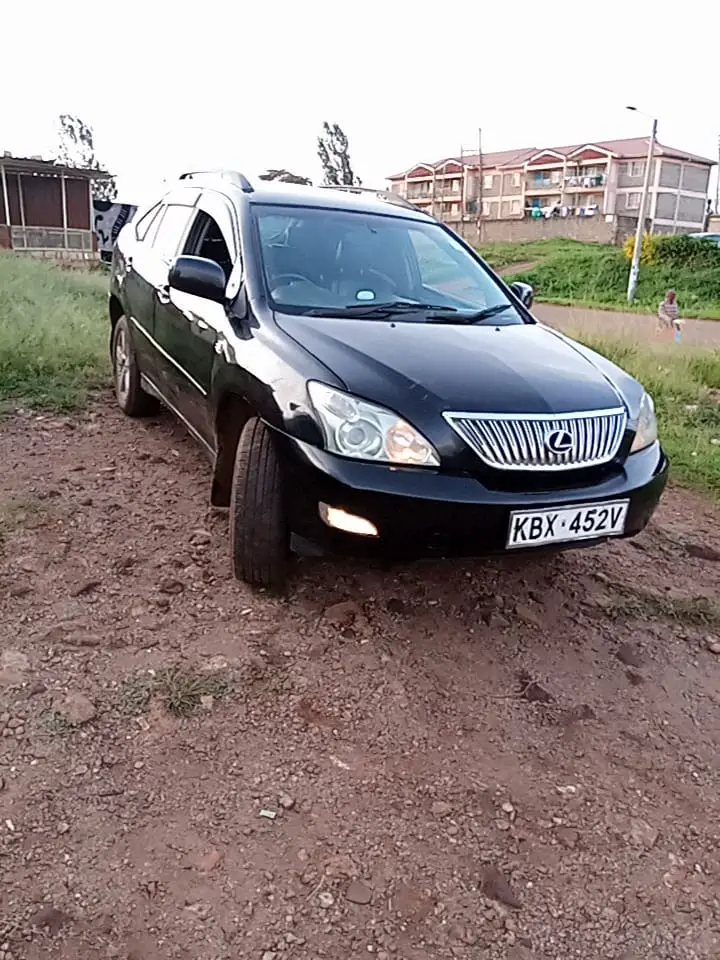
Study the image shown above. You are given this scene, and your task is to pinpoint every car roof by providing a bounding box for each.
[246,182,433,221]
[173,172,436,223]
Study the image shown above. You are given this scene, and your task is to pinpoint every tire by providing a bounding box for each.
[111,315,159,417]
[229,417,289,591]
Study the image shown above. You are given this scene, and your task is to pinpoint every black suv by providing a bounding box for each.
[109,172,668,590]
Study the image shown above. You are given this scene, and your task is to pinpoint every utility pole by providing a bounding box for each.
[716,133,719,214]
[477,126,483,243]
[627,109,657,304]
[431,156,437,220]
[459,146,466,238]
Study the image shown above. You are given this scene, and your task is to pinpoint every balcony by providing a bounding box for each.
[440,207,462,222]
[565,174,606,190]
[525,178,563,194]
[406,187,433,200]
[434,186,462,199]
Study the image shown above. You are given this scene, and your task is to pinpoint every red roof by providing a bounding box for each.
[387,137,715,179]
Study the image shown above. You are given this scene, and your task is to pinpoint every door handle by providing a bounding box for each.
[196,318,209,330]
[157,286,170,305]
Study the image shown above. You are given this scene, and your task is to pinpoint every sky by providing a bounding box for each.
[4,0,719,207]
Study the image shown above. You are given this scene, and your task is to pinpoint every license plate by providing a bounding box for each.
[507,499,630,549]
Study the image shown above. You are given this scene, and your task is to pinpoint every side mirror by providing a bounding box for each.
[168,256,226,303]
[510,281,534,308]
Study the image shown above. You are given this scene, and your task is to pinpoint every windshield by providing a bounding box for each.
[253,204,526,324]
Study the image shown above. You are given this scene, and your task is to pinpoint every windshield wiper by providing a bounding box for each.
[304,301,458,318]
[425,304,515,325]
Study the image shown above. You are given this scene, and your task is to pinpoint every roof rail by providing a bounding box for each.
[318,184,423,214]
[178,169,254,193]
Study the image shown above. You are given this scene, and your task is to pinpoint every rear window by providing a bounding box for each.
[134,203,162,241]
[149,205,195,262]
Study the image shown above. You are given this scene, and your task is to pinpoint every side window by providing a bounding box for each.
[149,204,195,262]
[134,202,162,241]
[183,211,233,282]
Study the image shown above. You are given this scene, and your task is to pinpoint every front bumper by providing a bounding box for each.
[274,431,668,559]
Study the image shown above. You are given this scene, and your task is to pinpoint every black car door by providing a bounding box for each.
[116,201,167,373]
[154,192,239,448]
[140,195,200,413]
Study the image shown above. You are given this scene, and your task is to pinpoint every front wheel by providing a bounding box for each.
[111,315,158,417]
[229,418,289,591]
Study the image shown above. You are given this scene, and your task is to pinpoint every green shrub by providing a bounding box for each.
[623,232,656,265]
[623,233,720,270]
[652,234,720,269]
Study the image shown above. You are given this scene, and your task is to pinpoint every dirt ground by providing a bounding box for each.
[1,397,720,960]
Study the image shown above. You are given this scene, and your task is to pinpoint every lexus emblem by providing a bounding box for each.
[545,428,574,455]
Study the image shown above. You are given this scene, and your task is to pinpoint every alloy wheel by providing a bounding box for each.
[115,326,130,402]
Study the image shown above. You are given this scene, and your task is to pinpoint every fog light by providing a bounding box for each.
[319,503,378,537]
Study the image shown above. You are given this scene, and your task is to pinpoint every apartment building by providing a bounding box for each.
[387,138,715,234]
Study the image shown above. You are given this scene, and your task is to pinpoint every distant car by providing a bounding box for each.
[108,172,668,591]
[688,232,720,247]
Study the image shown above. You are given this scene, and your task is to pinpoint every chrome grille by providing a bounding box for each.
[443,408,628,471]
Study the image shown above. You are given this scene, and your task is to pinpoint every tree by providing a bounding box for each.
[56,114,117,201]
[317,122,360,187]
[259,168,312,185]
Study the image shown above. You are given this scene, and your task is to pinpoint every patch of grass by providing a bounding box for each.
[157,664,230,717]
[476,237,583,270]
[0,254,109,409]
[0,496,48,549]
[576,335,720,497]
[120,673,157,717]
[42,711,75,738]
[476,239,720,320]
[610,586,720,627]
[0,495,46,525]
[121,665,230,718]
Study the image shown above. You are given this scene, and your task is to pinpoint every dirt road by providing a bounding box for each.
[1,399,720,960]
[534,303,720,348]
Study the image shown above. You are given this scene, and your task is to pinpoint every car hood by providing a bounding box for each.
[276,314,638,416]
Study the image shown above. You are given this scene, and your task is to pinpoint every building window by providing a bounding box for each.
[624,161,645,178]
[483,174,494,190]
[481,200,491,216]
[511,199,521,214]
[625,192,642,210]
[512,172,521,187]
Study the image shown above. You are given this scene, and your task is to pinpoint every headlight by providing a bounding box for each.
[630,391,658,453]
[307,382,440,467]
